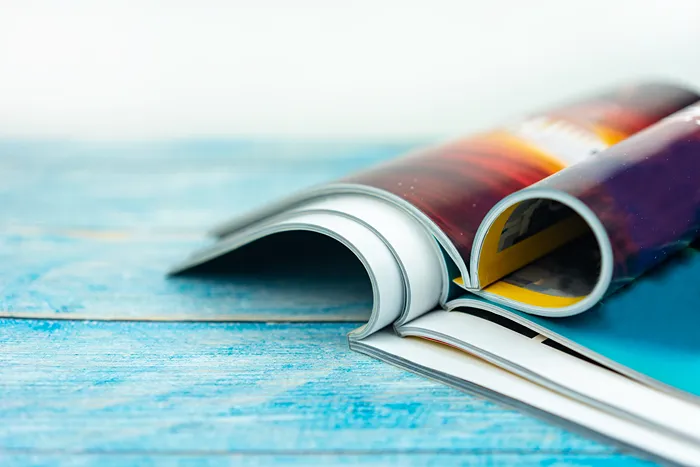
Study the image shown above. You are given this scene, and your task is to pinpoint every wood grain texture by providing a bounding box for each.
[1,140,406,321]
[0,140,417,232]
[0,320,648,466]
[0,233,372,321]
[0,454,654,467]
[0,140,651,465]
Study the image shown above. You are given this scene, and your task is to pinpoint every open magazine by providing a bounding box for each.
[170,82,700,465]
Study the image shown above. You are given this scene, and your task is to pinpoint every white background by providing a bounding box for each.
[1,0,699,140]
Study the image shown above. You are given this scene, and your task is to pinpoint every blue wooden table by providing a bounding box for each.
[0,141,654,466]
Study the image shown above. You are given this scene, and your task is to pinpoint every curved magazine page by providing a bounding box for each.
[395,309,700,444]
[202,82,699,286]
[447,243,700,401]
[285,196,444,325]
[171,195,444,337]
[352,332,700,466]
[471,190,611,316]
[471,103,700,316]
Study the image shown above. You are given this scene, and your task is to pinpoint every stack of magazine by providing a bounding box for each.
[171,82,700,465]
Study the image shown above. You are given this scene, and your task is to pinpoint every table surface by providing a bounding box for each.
[0,140,654,466]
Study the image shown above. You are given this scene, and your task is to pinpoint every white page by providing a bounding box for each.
[396,310,700,444]
[287,195,443,324]
[356,331,700,466]
[171,209,405,337]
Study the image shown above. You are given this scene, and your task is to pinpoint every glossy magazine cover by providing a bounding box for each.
[344,83,700,268]
[533,103,700,293]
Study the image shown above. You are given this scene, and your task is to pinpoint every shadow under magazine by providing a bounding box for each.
[169,231,374,320]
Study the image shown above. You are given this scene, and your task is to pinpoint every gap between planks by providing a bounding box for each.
[0,313,367,323]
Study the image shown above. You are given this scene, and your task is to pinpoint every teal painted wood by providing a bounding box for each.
[0,140,406,321]
[0,140,418,232]
[0,140,652,465]
[0,233,371,321]
[0,320,649,466]
[0,454,652,467]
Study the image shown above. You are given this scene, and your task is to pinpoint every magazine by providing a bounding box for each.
[170,82,700,464]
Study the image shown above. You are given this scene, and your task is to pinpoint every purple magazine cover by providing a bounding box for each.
[532,103,700,293]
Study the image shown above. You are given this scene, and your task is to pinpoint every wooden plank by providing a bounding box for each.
[0,319,645,465]
[1,140,411,321]
[0,140,418,232]
[0,140,420,167]
[0,453,652,466]
[0,233,372,321]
